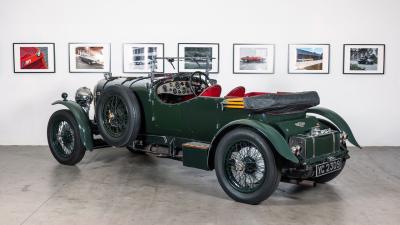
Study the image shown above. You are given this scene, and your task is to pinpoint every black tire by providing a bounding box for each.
[47,110,86,165]
[314,160,346,183]
[214,128,281,205]
[96,85,141,147]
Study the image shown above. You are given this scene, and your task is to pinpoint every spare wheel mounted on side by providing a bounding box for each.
[95,85,141,147]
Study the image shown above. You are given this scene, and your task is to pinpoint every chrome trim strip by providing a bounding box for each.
[312,136,315,158]
[303,137,307,159]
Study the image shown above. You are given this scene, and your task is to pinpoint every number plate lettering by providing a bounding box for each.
[315,159,342,177]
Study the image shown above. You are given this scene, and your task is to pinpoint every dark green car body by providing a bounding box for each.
[54,75,360,177]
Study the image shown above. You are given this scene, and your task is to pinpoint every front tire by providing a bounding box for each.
[47,110,85,165]
[214,128,281,204]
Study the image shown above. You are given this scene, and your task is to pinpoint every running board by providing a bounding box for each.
[182,142,210,171]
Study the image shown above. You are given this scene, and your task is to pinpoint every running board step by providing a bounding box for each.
[182,142,210,150]
[182,142,210,171]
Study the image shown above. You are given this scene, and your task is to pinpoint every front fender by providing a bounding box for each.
[52,100,93,150]
[210,119,299,166]
[307,107,361,148]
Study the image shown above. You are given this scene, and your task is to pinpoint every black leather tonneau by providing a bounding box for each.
[243,91,320,113]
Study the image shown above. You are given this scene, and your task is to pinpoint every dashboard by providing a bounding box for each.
[157,80,193,96]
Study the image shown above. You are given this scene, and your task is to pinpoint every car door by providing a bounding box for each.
[179,97,223,142]
[151,94,183,137]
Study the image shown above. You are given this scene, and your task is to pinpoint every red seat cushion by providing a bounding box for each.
[199,85,222,97]
[225,86,245,98]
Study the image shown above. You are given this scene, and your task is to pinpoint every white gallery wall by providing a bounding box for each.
[0,0,399,146]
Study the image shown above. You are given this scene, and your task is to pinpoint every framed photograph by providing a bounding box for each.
[123,43,164,73]
[233,44,274,74]
[178,43,219,73]
[343,44,385,74]
[288,44,330,74]
[69,43,111,73]
[13,43,55,73]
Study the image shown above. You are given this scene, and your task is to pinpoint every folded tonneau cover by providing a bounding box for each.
[243,91,320,113]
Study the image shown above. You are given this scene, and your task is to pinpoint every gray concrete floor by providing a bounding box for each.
[0,146,399,225]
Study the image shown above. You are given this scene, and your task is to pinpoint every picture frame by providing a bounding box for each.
[343,44,385,74]
[123,43,164,73]
[288,44,330,74]
[233,44,275,74]
[13,43,55,73]
[69,43,111,73]
[178,43,219,73]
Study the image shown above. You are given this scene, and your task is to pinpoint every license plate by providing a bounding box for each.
[315,158,342,177]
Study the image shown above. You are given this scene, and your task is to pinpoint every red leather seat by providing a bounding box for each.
[225,86,245,98]
[199,85,222,97]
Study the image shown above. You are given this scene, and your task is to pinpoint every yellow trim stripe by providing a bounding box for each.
[222,97,245,109]
[225,105,245,109]
[226,97,244,101]
[225,102,244,105]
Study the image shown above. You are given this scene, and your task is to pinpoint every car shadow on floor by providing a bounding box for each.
[49,148,342,205]
[270,182,342,205]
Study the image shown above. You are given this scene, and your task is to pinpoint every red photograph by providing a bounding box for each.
[13,43,55,73]
[20,47,48,69]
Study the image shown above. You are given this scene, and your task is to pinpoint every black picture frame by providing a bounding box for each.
[122,43,165,74]
[343,44,385,75]
[68,42,111,73]
[288,44,331,74]
[177,43,220,73]
[13,43,56,73]
[233,43,275,74]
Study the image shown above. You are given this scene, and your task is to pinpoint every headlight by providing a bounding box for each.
[291,145,302,156]
[340,132,348,141]
[75,87,93,112]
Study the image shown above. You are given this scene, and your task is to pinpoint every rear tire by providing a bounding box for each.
[47,110,85,165]
[96,85,141,147]
[215,128,280,205]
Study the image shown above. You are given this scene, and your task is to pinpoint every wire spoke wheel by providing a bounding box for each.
[215,128,280,204]
[95,85,141,147]
[224,140,266,193]
[47,110,86,165]
[51,120,75,158]
[102,95,128,138]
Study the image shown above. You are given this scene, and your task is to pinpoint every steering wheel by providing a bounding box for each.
[189,71,210,96]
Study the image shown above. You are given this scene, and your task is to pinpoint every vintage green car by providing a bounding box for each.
[47,58,360,204]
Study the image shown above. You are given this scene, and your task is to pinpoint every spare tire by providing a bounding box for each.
[95,85,141,147]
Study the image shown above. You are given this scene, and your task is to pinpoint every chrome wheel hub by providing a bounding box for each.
[225,142,266,193]
[56,121,75,155]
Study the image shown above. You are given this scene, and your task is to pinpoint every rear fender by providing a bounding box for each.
[209,119,299,169]
[307,107,361,148]
[52,100,93,150]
